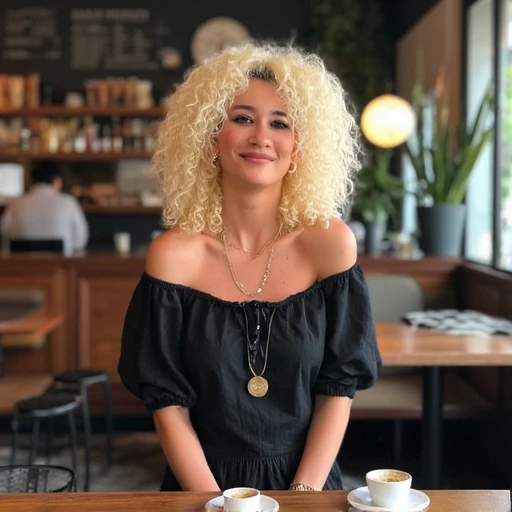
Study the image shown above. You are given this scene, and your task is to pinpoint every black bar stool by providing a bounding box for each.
[50,369,113,491]
[10,395,80,490]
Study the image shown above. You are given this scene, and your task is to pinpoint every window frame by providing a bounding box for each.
[463,0,511,272]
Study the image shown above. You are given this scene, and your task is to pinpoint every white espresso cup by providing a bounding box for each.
[223,487,260,512]
[366,469,412,508]
[113,232,131,254]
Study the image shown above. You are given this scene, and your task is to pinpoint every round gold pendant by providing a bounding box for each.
[247,376,268,397]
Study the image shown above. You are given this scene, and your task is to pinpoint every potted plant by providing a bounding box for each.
[352,149,404,254]
[404,71,494,256]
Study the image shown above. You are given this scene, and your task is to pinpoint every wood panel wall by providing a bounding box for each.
[460,262,512,486]
[0,258,67,374]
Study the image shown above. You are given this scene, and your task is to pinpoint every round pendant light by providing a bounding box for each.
[361,94,415,148]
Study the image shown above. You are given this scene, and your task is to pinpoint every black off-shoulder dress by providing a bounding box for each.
[118,262,381,491]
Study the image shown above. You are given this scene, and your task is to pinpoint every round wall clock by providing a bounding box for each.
[191,17,250,64]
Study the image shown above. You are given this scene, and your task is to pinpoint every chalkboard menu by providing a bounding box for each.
[0,0,312,100]
[70,8,171,71]
[3,8,61,62]
[3,7,175,72]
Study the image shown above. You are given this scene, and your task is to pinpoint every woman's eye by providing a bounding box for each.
[272,120,289,130]
[233,115,252,124]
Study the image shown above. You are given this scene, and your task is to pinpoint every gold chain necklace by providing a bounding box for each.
[243,308,277,397]
[225,227,281,259]
[221,228,280,297]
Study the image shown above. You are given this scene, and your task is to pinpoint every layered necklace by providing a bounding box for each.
[221,224,282,397]
[221,224,282,298]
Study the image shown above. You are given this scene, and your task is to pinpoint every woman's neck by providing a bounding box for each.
[221,185,282,254]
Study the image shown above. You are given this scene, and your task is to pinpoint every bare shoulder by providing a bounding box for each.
[145,227,204,285]
[298,218,357,280]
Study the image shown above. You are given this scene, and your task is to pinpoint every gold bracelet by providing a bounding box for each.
[289,482,317,491]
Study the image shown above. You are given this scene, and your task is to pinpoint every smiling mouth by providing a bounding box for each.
[239,153,275,164]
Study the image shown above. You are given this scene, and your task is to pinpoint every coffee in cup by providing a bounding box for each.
[366,469,412,508]
[223,487,260,512]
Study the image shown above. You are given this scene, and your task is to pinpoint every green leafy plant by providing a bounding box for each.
[312,0,391,112]
[352,149,404,224]
[404,71,494,205]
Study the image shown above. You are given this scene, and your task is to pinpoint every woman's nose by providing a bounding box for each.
[248,125,271,148]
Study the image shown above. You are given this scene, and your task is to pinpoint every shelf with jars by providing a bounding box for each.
[0,74,165,161]
[0,74,165,229]
[0,74,158,111]
[0,115,160,160]
[72,184,162,216]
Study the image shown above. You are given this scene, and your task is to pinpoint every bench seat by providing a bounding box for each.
[351,372,493,420]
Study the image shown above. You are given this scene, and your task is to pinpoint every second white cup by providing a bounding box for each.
[366,469,412,508]
[223,487,260,512]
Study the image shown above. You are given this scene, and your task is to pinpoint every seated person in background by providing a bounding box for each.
[1,160,89,255]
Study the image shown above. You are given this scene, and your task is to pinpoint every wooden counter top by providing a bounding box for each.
[0,490,508,512]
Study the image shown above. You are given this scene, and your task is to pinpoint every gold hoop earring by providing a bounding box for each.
[212,154,220,168]
[288,162,297,174]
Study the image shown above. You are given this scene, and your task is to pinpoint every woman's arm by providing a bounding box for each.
[153,406,220,491]
[291,395,352,490]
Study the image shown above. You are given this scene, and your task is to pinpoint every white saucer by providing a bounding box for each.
[347,486,430,512]
[205,494,279,512]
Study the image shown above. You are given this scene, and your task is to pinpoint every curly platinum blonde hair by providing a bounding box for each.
[154,42,361,234]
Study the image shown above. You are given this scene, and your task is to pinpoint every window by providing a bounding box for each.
[465,0,494,264]
[499,0,512,269]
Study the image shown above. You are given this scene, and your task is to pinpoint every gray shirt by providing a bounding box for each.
[1,184,89,255]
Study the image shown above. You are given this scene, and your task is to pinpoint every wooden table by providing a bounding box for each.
[376,323,512,489]
[0,307,63,411]
[376,323,512,366]
[0,309,63,347]
[0,490,509,511]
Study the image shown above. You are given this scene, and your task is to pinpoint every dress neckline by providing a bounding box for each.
[141,262,358,309]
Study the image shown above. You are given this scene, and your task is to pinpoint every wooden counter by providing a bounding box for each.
[0,253,462,415]
[0,490,509,512]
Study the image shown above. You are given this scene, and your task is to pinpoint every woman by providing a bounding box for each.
[118,42,381,493]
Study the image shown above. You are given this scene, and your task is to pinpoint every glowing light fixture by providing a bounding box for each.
[360,94,415,149]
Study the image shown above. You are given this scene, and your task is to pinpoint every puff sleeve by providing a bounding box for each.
[314,263,382,398]
[118,273,197,411]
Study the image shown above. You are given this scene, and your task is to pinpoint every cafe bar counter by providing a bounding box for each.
[0,251,462,416]
[0,490,509,511]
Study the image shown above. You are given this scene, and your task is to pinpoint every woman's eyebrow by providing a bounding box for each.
[232,104,288,117]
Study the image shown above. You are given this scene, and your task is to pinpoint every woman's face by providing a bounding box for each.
[214,79,295,189]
